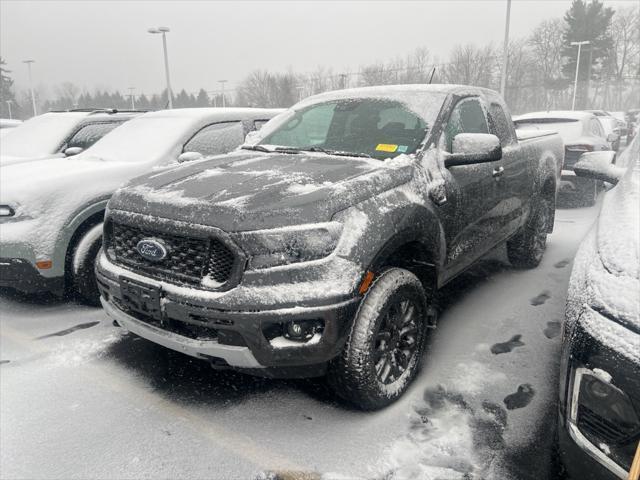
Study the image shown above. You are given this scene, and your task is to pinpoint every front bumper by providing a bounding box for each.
[97,253,360,373]
[0,257,64,294]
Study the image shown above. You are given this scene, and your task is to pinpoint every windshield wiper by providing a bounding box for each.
[300,146,372,159]
[241,145,273,153]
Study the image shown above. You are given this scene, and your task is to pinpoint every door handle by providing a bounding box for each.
[493,166,505,178]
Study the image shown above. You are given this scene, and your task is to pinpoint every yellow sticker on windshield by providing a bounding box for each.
[376,144,398,152]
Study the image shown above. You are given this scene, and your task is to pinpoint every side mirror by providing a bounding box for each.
[606,133,618,143]
[64,146,84,157]
[573,151,625,185]
[444,133,502,168]
[177,151,203,163]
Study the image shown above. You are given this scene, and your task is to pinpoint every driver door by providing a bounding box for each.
[438,97,503,281]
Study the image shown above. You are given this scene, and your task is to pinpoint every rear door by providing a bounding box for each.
[487,102,531,238]
[439,96,503,280]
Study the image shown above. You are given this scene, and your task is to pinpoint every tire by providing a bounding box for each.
[327,268,429,410]
[71,223,103,306]
[507,199,551,269]
[580,181,598,207]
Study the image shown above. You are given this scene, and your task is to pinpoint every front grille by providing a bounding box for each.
[108,222,236,287]
[577,405,631,445]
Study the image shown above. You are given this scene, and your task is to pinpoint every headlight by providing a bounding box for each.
[568,366,639,474]
[0,205,15,217]
[234,222,342,269]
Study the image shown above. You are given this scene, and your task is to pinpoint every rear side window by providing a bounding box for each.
[488,103,515,146]
[64,122,122,151]
[445,98,489,151]
[183,121,245,156]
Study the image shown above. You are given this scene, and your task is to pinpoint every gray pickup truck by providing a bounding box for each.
[97,85,563,409]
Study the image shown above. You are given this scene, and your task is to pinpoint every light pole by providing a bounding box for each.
[499,0,512,98]
[23,59,37,116]
[128,87,136,109]
[571,40,590,111]
[218,80,227,107]
[148,26,173,109]
[5,100,12,119]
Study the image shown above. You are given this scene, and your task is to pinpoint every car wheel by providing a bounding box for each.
[327,268,429,410]
[72,223,103,306]
[507,199,551,269]
[580,181,598,207]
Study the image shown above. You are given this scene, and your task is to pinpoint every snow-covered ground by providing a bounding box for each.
[0,205,599,480]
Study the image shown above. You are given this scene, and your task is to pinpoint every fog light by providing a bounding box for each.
[284,320,323,341]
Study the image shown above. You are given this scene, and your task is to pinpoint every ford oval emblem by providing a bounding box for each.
[136,239,168,262]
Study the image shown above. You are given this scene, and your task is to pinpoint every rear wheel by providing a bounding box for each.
[328,268,429,410]
[507,199,551,269]
[71,223,103,306]
[580,180,598,207]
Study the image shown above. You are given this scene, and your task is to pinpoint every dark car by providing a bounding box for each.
[557,136,640,479]
[0,109,144,166]
[97,85,563,409]
[514,110,613,206]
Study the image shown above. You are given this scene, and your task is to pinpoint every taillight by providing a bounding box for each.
[566,144,594,152]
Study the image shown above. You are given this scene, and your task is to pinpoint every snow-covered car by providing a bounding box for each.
[514,111,613,206]
[97,85,563,409]
[0,107,283,304]
[0,109,142,166]
[588,110,625,149]
[557,136,639,480]
[0,118,22,138]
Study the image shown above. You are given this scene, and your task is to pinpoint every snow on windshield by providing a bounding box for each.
[0,112,86,157]
[84,115,199,163]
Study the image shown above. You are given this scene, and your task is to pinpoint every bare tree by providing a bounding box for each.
[443,44,498,88]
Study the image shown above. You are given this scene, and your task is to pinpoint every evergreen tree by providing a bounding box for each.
[0,57,18,119]
[195,88,209,107]
[562,0,614,107]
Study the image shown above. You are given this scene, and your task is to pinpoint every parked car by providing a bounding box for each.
[587,110,623,150]
[0,118,22,138]
[97,85,563,409]
[0,107,282,304]
[514,111,613,206]
[557,136,639,479]
[0,109,143,166]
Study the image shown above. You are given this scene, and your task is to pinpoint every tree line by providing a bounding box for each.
[1,0,638,120]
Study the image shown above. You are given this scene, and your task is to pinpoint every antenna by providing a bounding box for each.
[428,67,436,84]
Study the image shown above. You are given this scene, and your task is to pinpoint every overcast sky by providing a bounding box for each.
[1,0,637,98]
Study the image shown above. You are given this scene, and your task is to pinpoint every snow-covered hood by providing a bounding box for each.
[109,151,415,231]
[0,155,151,220]
[0,153,63,167]
[585,152,639,334]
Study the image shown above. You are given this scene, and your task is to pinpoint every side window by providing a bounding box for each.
[444,98,489,151]
[183,121,245,156]
[254,119,270,130]
[488,103,515,146]
[63,122,122,151]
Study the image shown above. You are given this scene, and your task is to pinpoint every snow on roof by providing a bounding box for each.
[514,110,594,122]
[142,107,284,120]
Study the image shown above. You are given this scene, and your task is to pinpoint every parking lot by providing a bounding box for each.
[0,203,598,480]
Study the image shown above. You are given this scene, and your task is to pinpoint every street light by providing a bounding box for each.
[148,26,173,109]
[128,87,136,109]
[6,100,13,119]
[218,80,227,107]
[22,59,37,117]
[499,0,512,98]
[571,40,590,111]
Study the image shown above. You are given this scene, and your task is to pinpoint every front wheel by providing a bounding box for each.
[71,223,103,306]
[327,268,429,410]
[507,199,551,269]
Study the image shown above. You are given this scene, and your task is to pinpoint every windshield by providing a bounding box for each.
[0,112,85,157]
[515,119,584,142]
[257,95,444,160]
[84,115,198,163]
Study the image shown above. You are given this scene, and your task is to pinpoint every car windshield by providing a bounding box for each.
[257,94,444,160]
[516,119,584,142]
[84,115,198,163]
[0,112,85,157]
